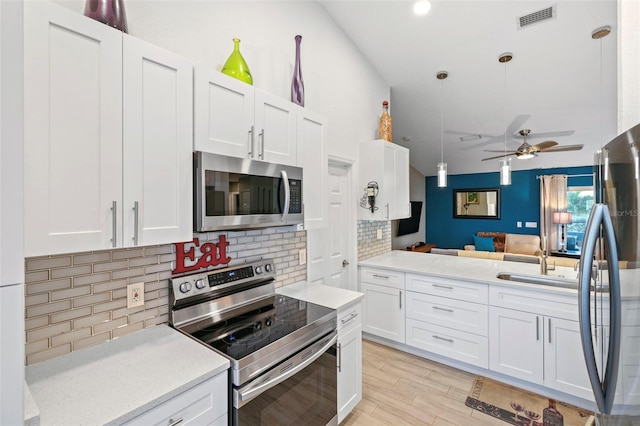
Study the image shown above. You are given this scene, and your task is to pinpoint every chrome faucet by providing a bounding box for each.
[540,248,555,275]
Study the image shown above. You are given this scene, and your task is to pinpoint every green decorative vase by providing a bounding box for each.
[221,38,253,85]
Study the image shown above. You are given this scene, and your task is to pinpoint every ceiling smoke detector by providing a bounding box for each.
[517,5,557,30]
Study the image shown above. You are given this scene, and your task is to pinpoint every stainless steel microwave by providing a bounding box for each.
[194,152,303,231]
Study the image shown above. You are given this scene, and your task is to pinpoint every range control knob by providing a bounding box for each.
[265,317,272,327]
[179,282,192,293]
[265,264,272,273]
[255,266,263,274]
[254,322,263,331]
[195,279,206,289]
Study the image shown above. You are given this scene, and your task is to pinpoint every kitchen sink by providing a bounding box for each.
[496,272,609,292]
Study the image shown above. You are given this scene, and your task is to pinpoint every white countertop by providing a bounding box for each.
[277,281,363,310]
[359,250,640,299]
[25,324,230,426]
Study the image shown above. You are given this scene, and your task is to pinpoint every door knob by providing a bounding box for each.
[342,259,349,268]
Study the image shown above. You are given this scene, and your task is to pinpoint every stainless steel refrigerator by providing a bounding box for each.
[579,122,640,425]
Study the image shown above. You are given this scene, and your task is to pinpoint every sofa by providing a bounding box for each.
[464,232,542,256]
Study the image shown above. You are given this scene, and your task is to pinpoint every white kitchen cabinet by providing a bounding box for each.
[123,371,227,426]
[489,283,594,401]
[24,2,193,256]
[489,306,545,384]
[122,34,193,247]
[337,302,362,423]
[194,66,298,166]
[360,267,405,343]
[358,140,410,220]
[297,108,328,230]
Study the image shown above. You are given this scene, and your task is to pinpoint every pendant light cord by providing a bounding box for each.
[504,59,507,157]
[441,77,444,163]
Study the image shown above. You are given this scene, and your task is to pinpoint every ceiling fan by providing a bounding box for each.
[481,129,584,161]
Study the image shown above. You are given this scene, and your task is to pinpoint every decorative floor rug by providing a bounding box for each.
[465,376,593,426]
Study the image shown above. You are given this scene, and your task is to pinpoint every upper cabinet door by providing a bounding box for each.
[122,35,193,247]
[24,2,123,256]
[194,67,254,158]
[297,108,328,229]
[254,90,297,166]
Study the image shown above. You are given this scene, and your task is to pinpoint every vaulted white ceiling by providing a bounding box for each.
[321,1,618,176]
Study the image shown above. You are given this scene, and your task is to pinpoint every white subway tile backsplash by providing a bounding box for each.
[50,307,92,324]
[73,312,110,330]
[112,248,144,260]
[25,270,50,284]
[26,278,70,295]
[72,293,111,308]
[50,286,91,302]
[26,256,72,271]
[93,260,129,273]
[73,272,111,287]
[73,252,111,265]
[50,265,92,279]
[26,300,71,318]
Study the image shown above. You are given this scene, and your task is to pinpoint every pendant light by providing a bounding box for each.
[436,71,448,188]
[498,52,513,186]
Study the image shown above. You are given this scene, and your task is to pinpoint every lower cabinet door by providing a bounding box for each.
[406,319,488,368]
[489,307,544,384]
[361,282,405,343]
[544,317,594,401]
[337,324,362,423]
[123,373,227,425]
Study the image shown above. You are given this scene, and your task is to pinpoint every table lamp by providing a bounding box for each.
[553,211,573,252]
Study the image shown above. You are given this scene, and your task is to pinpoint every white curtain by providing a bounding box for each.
[540,175,568,253]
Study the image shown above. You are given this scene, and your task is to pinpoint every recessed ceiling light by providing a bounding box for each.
[413,1,431,16]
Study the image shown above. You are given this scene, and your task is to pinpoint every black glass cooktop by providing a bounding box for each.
[191,294,334,361]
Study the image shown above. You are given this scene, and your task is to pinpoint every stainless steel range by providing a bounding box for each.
[170,260,338,426]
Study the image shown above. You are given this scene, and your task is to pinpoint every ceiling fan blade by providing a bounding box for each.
[524,130,575,139]
[506,115,531,137]
[532,141,559,151]
[481,153,516,161]
[484,149,512,153]
[540,144,584,153]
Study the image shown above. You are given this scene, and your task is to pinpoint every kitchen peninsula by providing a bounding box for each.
[358,250,640,411]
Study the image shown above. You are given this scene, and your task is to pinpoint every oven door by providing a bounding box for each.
[232,331,338,426]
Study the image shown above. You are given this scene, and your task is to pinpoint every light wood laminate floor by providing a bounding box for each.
[342,339,506,426]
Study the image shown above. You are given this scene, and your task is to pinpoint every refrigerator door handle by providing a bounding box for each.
[579,204,622,415]
[601,204,621,414]
[579,204,606,412]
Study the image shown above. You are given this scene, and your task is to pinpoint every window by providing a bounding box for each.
[566,186,594,249]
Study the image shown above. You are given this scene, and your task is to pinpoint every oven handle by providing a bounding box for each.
[234,331,337,408]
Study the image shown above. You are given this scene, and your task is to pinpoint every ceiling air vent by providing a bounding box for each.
[517,5,556,30]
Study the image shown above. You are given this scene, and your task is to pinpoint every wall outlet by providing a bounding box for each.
[299,249,306,265]
[377,229,383,240]
[127,282,145,309]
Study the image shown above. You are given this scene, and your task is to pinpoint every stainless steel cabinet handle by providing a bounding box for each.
[399,290,402,309]
[548,318,552,343]
[385,203,390,219]
[341,312,359,325]
[168,418,183,426]
[432,306,454,313]
[132,201,139,246]
[248,125,255,157]
[432,284,454,290]
[433,335,454,343]
[259,129,265,159]
[372,274,389,279]
[337,343,342,373]
[111,201,117,248]
[536,316,540,341]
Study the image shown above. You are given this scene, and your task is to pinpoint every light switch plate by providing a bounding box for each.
[525,221,538,228]
[127,282,145,309]
[517,221,522,228]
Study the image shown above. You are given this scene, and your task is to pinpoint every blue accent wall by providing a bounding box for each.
[425,166,593,249]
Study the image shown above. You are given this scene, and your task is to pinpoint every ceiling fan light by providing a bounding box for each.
[500,158,511,185]
[437,162,447,187]
[517,153,535,160]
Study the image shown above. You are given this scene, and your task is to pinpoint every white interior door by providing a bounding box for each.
[307,159,355,290]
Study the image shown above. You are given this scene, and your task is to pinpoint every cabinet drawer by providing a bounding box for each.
[489,286,578,321]
[360,267,404,290]
[337,302,362,333]
[406,319,488,368]
[406,273,488,304]
[406,292,488,336]
[123,373,227,426]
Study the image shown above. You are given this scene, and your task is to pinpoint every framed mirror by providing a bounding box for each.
[453,188,501,219]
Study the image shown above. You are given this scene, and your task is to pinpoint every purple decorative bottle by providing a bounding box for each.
[291,35,305,106]
[84,0,128,33]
